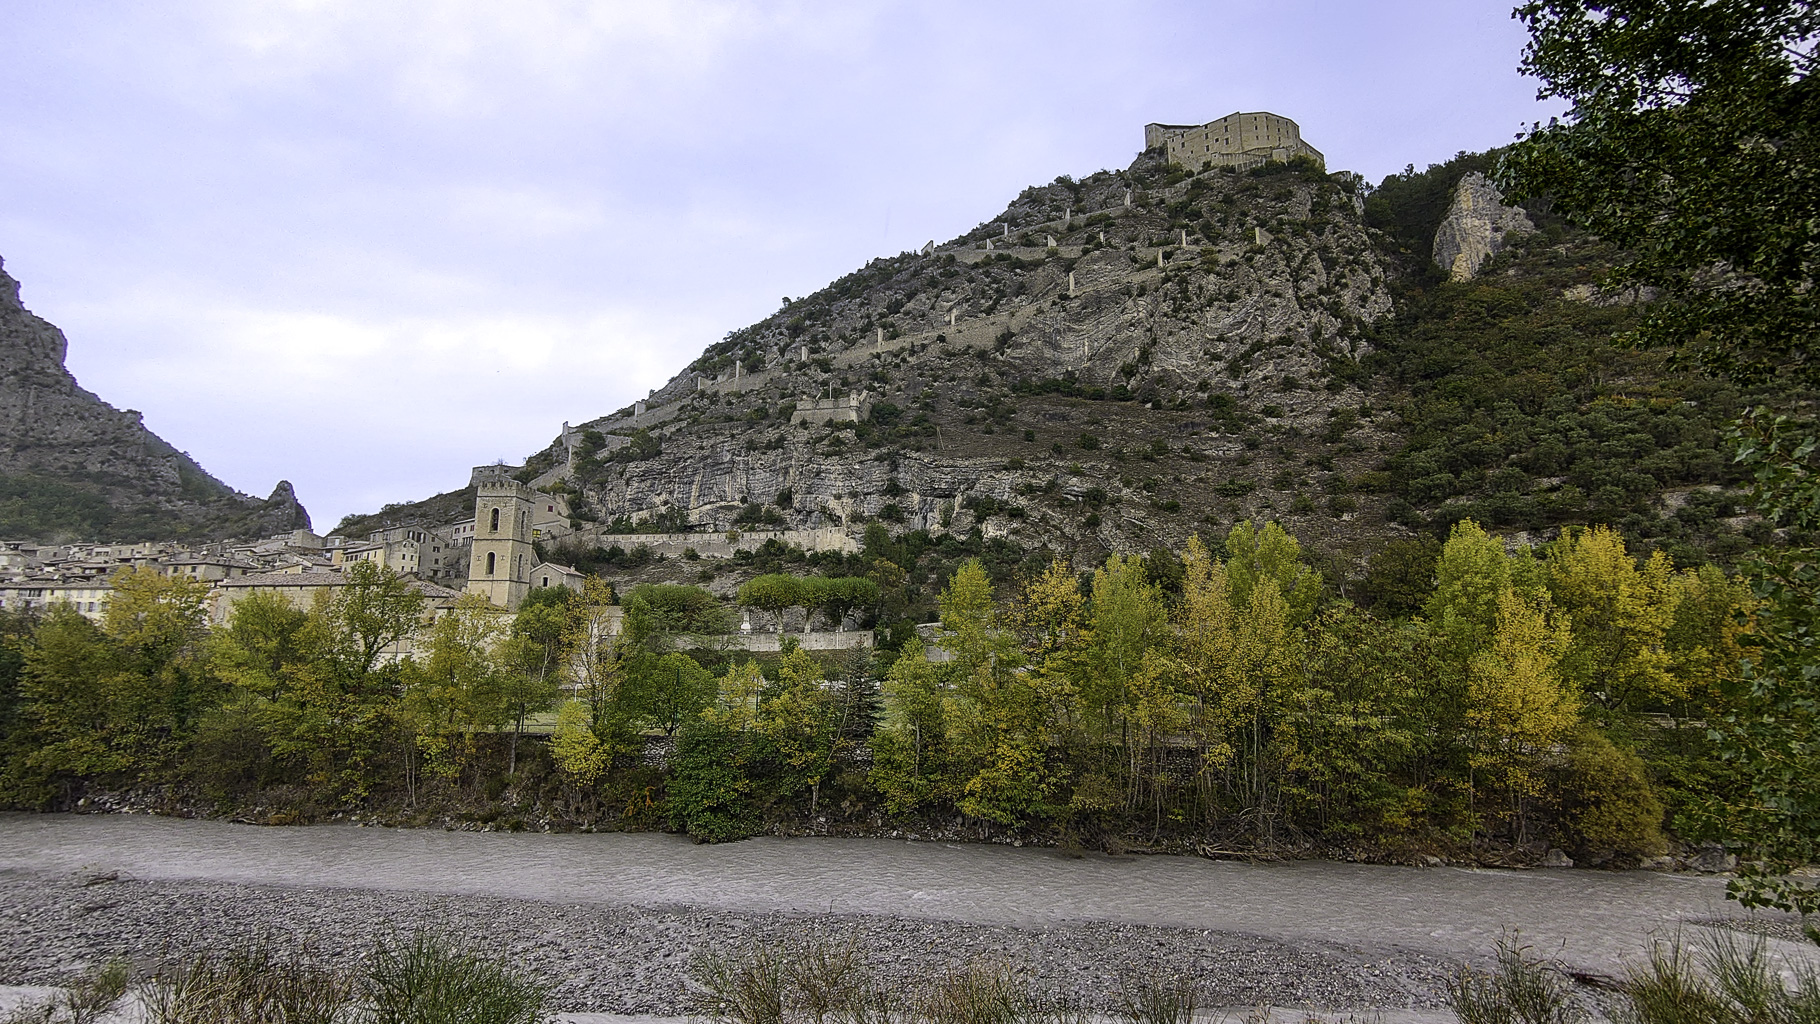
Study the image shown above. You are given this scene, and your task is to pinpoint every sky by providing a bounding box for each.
[0,1,1561,532]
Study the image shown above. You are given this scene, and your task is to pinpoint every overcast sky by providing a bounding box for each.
[0,1,1559,532]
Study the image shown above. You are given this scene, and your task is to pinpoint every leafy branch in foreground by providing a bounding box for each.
[1504,0,1819,940]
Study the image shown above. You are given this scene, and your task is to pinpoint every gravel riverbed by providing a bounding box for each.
[0,868,1461,1016]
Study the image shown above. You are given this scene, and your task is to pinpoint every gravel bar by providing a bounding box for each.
[0,867,1461,1016]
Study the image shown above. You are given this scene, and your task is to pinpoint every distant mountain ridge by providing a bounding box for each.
[0,256,310,543]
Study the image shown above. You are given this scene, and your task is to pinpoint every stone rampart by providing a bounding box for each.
[726,630,874,652]
[579,526,858,559]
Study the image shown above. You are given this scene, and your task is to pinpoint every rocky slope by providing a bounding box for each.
[0,257,311,542]
[526,152,1404,567]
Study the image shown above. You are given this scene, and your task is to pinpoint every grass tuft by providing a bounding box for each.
[0,961,129,1024]
[143,943,352,1024]
[1445,938,1585,1024]
[1616,931,1820,1024]
[1115,974,1197,1024]
[362,931,552,1024]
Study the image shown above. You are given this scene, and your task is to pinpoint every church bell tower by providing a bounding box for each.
[466,481,535,609]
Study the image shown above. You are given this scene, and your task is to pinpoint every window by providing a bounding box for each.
[541,576,549,587]
[486,552,496,575]
[489,508,500,532]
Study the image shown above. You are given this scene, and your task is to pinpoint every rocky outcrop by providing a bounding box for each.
[0,256,310,541]
[1432,172,1534,281]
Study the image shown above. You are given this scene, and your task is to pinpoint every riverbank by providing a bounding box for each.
[66,780,1744,875]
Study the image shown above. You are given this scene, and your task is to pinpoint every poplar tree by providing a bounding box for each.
[1543,526,1678,714]
[1466,588,1578,839]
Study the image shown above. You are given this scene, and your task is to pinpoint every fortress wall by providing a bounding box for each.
[577,526,858,559]
[724,629,875,652]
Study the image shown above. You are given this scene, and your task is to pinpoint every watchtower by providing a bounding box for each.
[466,481,535,609]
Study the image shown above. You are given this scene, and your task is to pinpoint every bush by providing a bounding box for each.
[669,722,757,843]
[1558,728,1666,861]
[1619,932,1820,1024]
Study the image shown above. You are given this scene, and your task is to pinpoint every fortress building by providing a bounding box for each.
[1144,112,1323,172]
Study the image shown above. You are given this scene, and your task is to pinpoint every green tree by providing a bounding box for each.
[871,639,951,813]
[1466,588,1579,840]
[1224,520,1323,623]
[1558,726,1667,860]
[1083,554,1170,797]
[562,577,627,741]
[210,590,308,702]
[737,574,805,632]
[670,660,767,842]
[1284,609,1456,842]
[98,567,219,771]
[1425,519,1544,663]
[405,594,510,782]
[622,584,727,652]
[0,609,38,777]
[937,559,1015,674]
[1544,526,1678,713]
[814,577,882,631]
[1175,535,1242,780]
[630,651,715,736]
[306,561,427,683]
[1502,1,1816,387]
[497,587,568,772]
[756,641,840,811]
[9,607,123,804]
[266,563,425,805]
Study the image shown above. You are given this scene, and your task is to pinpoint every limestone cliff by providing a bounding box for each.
[0,256,311,542]
[1431,172,1534,281]
[517,152,1402,563]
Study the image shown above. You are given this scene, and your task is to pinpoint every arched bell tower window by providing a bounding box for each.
[489,507,500,532]
[486,552,496,576]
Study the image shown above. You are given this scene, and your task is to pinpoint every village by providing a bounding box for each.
[0,462,881,660]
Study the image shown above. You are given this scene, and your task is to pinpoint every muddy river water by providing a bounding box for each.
[2,812,1808,981]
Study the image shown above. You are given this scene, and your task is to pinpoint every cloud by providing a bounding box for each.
[56,287,714,525]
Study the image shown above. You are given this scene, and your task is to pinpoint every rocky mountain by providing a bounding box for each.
[361,145,1761,589]
[528,152,1401,563]
[0,256,311,542]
